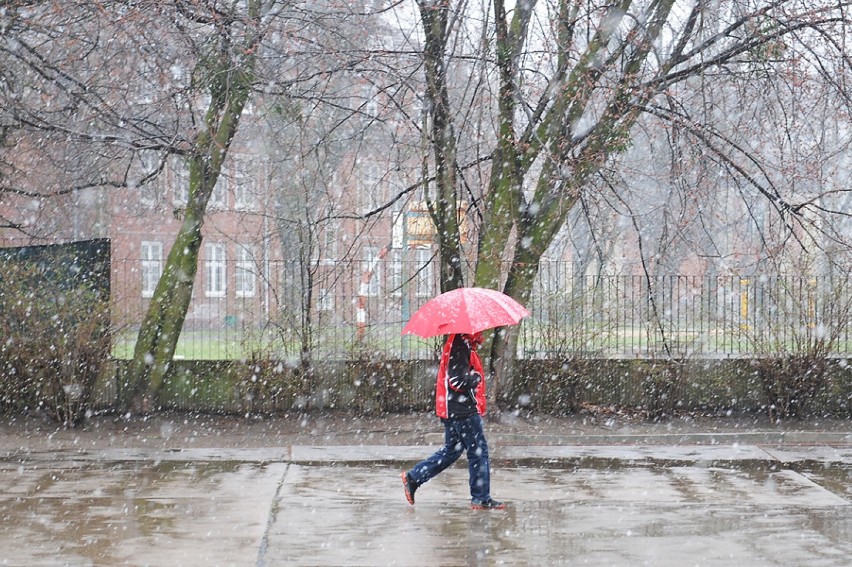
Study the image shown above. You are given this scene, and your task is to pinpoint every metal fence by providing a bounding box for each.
[111,258,852,360]
[525,267,852,359]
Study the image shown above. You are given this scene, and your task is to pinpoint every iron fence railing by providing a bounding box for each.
[111,258,852,360]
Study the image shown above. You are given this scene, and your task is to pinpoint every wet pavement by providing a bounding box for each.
[1,429,850,567]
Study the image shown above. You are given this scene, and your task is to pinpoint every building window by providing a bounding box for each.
[361,160,384,213]
[172,158,190,206]
[141,241,162,298]
[205,243,227,297]
[391,205,404,249]
[415,248,433,297]
[234,157,258,210]
[389,251,402,297]
[210,174,228,209]
[362,246,381,297]
[321,222,338,261]
[140,180,160,208]
[318,287,334,311]
[139,152,163,207]
[235,245,256,298]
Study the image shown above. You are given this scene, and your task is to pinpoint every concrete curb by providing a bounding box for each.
[6,442,851,466]
[479,430,852,446]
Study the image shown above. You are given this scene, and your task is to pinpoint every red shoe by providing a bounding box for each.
[471,499,506,510]
[401,472,417,505]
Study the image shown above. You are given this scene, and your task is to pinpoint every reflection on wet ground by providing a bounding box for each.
[0,457,849,566]
[801,464,852,500]
[0,460,285,566]
[268,462,850,567]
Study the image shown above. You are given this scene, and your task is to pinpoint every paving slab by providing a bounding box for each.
[494,444,778,465]
[262,464,851,567]
[1,443,850,567]
[0,459,286,566]
[762,445,852,464]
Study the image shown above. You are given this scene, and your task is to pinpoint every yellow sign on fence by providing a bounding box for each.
[405,202,468,247]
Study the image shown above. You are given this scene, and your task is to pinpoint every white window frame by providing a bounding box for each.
[389,251,402,297]
[366,98,378,117]
[318,287,335,312]
[140,241,163,298]
[320,222,338,263]
[209,173,228,209]
[233,157,258,210]
[415,248,433,298]
[205,243,227,298]
[361,160,383,213]
[391,205,404,249]
[235,245,256,298]
[363,246,381,297]
[172,158,190,206]
[139,152,162,207]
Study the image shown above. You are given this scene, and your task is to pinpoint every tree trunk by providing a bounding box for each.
[125,20,258,410]
[418,0,465,292]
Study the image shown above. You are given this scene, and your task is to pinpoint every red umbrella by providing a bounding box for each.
[401,287,530,338]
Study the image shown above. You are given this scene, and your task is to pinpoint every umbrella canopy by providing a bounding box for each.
[401,287,530,338]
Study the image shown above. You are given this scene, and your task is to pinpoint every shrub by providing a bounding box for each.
[640,359,685,421]
[740,274,852,419]
[510,358,583,414]
[755,353,831,419]
[0,262,111,427]
[236,352,307,414]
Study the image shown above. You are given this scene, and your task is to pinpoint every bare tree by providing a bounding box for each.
[404,0,852,412]
[261,98,356,367]
[4,0,852,415]
[0,0,385,409]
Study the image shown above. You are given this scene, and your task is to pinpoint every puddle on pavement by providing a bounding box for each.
[0,460,265,565]
[800,463,852,500]
[1,459,849,565]
[268,463,851,566]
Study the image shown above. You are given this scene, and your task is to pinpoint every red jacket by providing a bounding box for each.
[435,334,486,418]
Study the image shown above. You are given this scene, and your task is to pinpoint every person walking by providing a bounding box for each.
[401,331,506,510]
